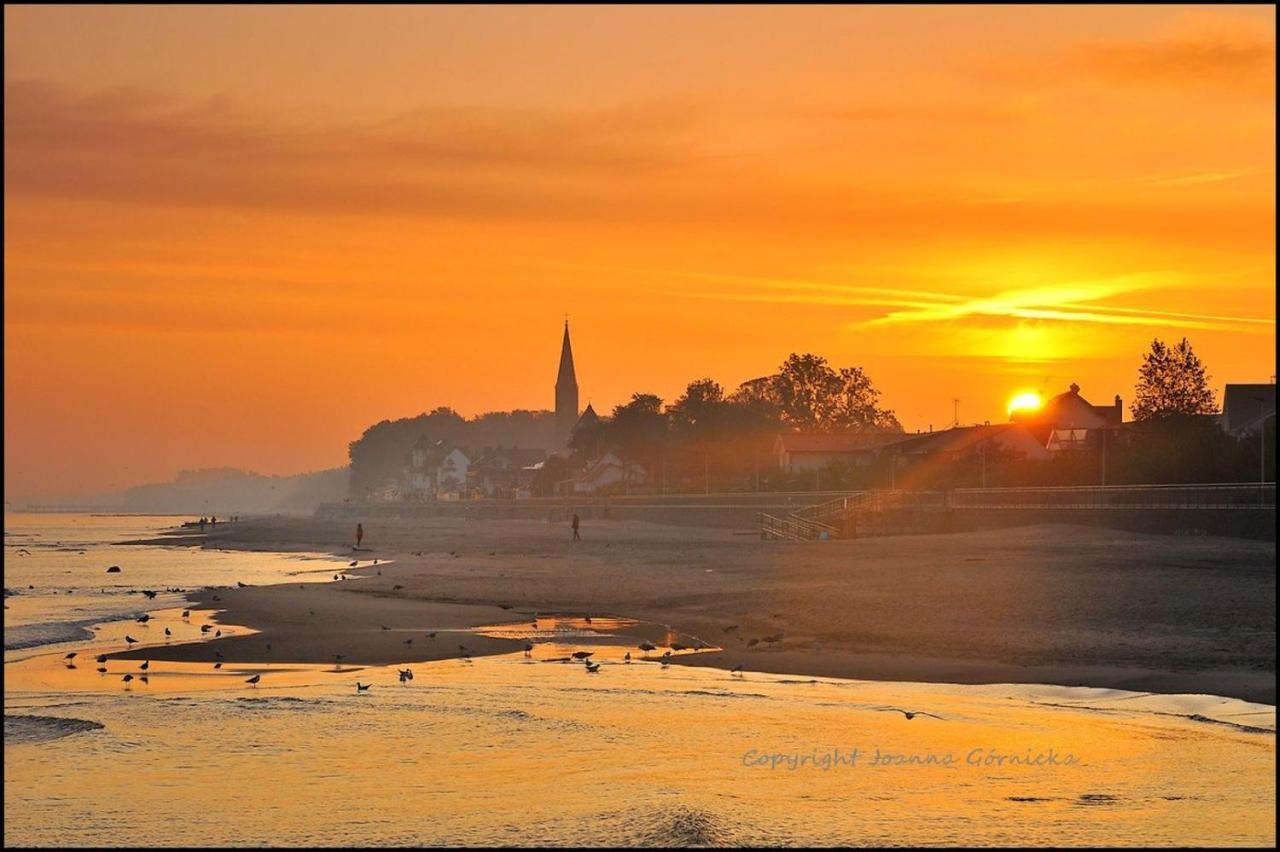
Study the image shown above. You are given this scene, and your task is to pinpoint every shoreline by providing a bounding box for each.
[112,516,1277,704]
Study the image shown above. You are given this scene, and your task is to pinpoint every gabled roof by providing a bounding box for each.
[775,431,905,454]
[1223,383,1276,435]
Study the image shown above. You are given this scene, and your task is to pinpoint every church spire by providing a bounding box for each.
[554,320,579,448]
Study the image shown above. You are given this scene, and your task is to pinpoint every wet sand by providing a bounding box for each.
[114,517,1276,704]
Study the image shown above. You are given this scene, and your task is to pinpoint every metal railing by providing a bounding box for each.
[949,482,1276,510]
[759,512,840,541]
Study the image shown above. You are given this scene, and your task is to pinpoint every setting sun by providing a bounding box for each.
[1008,391,1043,417]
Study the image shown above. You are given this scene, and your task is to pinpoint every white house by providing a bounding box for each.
[571,452,646,494]
[406,437,471,500]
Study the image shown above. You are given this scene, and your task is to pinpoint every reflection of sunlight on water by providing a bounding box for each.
[5,628,1276,846]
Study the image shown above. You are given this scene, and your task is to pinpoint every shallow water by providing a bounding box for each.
[4,515,1276,847]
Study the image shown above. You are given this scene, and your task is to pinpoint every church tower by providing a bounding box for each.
[554,320,579,448]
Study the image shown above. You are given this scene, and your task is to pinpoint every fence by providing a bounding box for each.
[949,482,1275,510]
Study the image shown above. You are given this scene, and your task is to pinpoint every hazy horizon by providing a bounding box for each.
[5,4,1275,503]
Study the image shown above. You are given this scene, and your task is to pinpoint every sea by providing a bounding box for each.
[4,513,1276,847]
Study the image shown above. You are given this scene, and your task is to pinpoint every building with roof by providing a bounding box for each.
[405,437,471,500]
[890,423,1052,463]
[1011,383,1124,453]
[468,446,548,497]
[1221,383,1276,438]
[774,432,906,474]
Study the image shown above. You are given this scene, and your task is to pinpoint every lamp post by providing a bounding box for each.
[1250,397,1275,485]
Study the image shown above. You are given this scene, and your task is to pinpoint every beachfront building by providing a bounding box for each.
[774,432,904,474]
[568,452,646,494]
[405,437,471,500]
[468,447,548,498]
[1011,383,1124,453]
[890,423,1052,464]
[1221,383,1276,438]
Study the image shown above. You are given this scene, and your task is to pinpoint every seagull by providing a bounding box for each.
[877,708,944,721]
[64,652,77,661]
[245,674,261,687]
[670,644,687,652]
[731,664,744,676]
[125,635,138,645]
[122,673,134,684]
[164,627,172,637]
[381,625,390,631]
[348,561,357,567]
[142,590,158,599]
[181,610,190,619]
[96,654,107,663]
[97,666,108,674]
[638,642,656,652]
[624,652,631,664]
[213,662,222,669]
[136,614,151,623]
[571,651,593,660]
[584,616,593,624]
[140,660,150,671]
[404,638,413,646]
[523,643,534,657]
[356,682,371,692]
[237,581,249,588]
[426,632,437,639]
[215,630,222,638]
[585,662,601,673]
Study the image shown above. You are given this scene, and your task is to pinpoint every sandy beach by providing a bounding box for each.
[111,517,1277,704]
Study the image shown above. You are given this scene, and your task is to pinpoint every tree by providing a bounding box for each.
[767,353,900,431]
[608,393,667,487]
[1130,338,1217,421]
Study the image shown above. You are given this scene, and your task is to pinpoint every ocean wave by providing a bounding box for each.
[4,714,105,745]
[2,612,142,652]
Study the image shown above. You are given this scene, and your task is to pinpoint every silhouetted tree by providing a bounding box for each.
[1131,338,1217,421]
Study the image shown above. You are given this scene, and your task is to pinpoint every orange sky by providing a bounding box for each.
[4,5,1275,502]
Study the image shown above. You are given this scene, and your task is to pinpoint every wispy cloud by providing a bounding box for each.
[594,265,1275,333]
[975,15,1276,98]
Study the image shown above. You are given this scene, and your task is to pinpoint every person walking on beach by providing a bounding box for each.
[571,513,581,542]
[199,517,207,532]
[356,523,364,549]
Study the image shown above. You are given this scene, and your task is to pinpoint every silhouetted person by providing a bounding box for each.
[356,523,364,548]
[571,513,581,542]
[199,517,206,532]
[211,515,217,526]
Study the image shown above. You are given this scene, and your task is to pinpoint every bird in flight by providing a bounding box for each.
[876,707,944,721]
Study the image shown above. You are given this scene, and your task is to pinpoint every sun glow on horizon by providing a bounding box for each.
[1007,391,1043,417]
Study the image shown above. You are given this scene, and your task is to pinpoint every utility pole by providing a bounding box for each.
[704,451,709,495]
